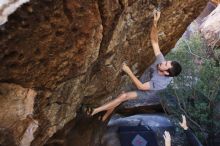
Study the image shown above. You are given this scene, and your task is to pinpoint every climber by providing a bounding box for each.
[89,10,182,121]
[163,115,203,146]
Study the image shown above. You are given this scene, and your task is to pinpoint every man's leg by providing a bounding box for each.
[91,91,138,116]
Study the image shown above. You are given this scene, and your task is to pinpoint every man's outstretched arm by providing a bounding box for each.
[122,63,151,91]
[150,10,162,56]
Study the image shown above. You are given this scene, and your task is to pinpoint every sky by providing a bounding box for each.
[0,0,29,25]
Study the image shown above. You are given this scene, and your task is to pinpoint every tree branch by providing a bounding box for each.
[183,40,207,60]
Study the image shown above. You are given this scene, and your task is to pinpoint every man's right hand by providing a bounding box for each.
[122,62,131,74]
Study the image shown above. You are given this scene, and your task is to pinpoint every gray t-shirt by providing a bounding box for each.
[123,54,172,106]
[142,54,172,90]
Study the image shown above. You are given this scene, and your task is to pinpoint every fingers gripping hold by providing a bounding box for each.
[153,9,161,26]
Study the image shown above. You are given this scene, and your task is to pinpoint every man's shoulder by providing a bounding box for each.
[156,53,165,60]
[154,53,165,64]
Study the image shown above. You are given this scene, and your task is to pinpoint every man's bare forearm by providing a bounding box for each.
[126,69,147,90]
[150,23,161,56]
[150,24,159,44]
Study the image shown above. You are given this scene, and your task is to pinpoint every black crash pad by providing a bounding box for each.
[118,125,158,146]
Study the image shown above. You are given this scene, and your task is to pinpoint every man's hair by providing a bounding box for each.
[166,61,182,77]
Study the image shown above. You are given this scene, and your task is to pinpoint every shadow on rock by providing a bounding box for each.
[44,108,108,146]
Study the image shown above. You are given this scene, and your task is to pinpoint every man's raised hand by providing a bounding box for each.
[179,114,188,130]
[122,62,131,74]
[153,9,161,26]
[163,131,171,146]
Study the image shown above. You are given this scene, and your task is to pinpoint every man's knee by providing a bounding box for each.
[118,92,137,101]
[118,93,128,101]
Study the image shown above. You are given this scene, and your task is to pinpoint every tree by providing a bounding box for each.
[163,34,220,145]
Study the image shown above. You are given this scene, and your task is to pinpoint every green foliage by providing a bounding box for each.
[164,34,220,145]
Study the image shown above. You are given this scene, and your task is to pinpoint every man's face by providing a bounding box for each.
[157,61,172,72]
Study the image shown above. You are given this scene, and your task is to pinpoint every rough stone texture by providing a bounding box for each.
[180,1,220,48]
[0,83,38,146]
[181,1,217,40]
[0,0,102,89]
[0,0,208,146]
[200,4,220,47]
[32,77,84,146]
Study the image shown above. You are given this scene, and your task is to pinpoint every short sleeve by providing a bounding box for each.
[148,81,154,90]
[148,78,171,90]
[148,80,163,90]
[151,53,165,68]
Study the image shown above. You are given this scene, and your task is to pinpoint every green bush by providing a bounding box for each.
[164,34,220,145]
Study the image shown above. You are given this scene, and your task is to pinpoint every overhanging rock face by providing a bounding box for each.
[0,0,207,146]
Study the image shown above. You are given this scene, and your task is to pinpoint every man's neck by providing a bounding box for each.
[158,70,165,76]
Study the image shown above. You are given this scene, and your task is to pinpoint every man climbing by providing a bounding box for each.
[90,10,182,121]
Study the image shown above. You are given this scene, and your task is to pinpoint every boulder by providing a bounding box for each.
[0,0,208,145]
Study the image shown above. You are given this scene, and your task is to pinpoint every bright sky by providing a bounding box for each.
[0,0,29,25]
